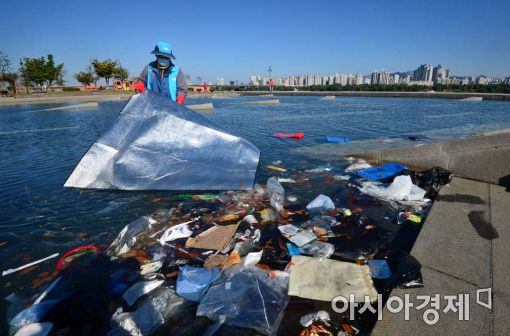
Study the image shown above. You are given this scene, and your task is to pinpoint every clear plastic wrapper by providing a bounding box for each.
[197,266,289,335]
[299,310,331,327]
[65,90,260,190]
[306,194,335,213]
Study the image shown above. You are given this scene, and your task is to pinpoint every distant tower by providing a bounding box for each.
[268,66,272,79]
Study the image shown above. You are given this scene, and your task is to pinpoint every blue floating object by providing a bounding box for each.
[356,162,408,181]
[286,242,304,256]
[325,136,350,143]
[368,259,392,279]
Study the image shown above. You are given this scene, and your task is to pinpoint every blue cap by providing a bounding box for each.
[151,41,175,59]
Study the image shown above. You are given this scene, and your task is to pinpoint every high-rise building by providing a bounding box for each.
[370,71,378,85]
[298,75,305,87]
[475,76,488,85]
[216,77,225,85]
[306,74,314,86]
[338,74,347,86]
[432,64,449,82]
[380,70,390,84]
[334,73,341,84]
[371,70,390,84]
[314,74,321,86]
[414,64,434,82]
[355,73,363,86]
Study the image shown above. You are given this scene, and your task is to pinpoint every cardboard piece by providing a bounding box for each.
[185,223,239,250]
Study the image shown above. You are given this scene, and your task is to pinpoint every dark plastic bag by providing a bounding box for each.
[385,250,423,291]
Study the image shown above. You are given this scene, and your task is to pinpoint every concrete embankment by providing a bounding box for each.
[186,102,214,111]
[241,91,510,101]
[372,177,510,335]
[352,129,510,187]
[0,93,131,106]
[350,131,510,335]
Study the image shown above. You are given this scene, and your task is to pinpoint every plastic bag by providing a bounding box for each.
[159,221,194,245]
[109,287,187,336]
[306,194,335,213]
[176,266,219,302]
[65,90,260,190]
[197,266,289,335]
[108,216,156,255]
[385,251,423,290]
[286,241,335,259]
[267,177,285,212]
[359,175,427,202]
[122,279,164,307]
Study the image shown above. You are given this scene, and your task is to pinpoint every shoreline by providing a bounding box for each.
[1,90,509,106]
[239,90,510,101]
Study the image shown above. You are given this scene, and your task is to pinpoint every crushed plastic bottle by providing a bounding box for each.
[266,177,285,212]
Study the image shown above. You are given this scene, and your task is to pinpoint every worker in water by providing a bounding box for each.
[135,41,187,105]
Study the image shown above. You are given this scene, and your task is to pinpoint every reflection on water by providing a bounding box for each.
[0,96,509,327]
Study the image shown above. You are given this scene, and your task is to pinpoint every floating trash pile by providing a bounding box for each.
[4,160,452,336]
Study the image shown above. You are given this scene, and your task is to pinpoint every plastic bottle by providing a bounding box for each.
[266,177,285,212]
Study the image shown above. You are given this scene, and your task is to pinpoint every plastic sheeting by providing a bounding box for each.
[197,266,289,336]
[64,90,260,190]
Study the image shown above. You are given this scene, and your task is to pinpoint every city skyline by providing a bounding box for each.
[222,63,509,87]
[1,0,509,85]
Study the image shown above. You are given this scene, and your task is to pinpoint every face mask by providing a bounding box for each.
[157,57,170,68]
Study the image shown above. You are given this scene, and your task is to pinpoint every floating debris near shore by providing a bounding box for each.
[4,162,451,335]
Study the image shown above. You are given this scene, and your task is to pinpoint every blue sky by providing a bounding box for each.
[1,0,509,84]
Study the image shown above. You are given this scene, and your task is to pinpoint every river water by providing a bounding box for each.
[0,95,509,332]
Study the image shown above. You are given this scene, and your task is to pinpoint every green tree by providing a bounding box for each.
[45,54,65,87]
[113,64,129,81]
[19,55,65,90]
[0,51,11,74]
[91,59,117,88]
[74,70,94,86]
[21,57,47,89]
[0,52,18,94]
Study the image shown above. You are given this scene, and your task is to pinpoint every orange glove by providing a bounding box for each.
[135,81,145,93]
[176,95,185,105]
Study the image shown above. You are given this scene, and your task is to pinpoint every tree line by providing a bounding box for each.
[0,51,130,93]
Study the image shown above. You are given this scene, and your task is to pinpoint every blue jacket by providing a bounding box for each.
[137,61,187,100]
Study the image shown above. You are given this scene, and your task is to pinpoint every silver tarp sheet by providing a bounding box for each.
[64,91,260,190]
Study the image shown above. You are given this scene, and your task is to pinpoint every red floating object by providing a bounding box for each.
[272,132,304,139]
